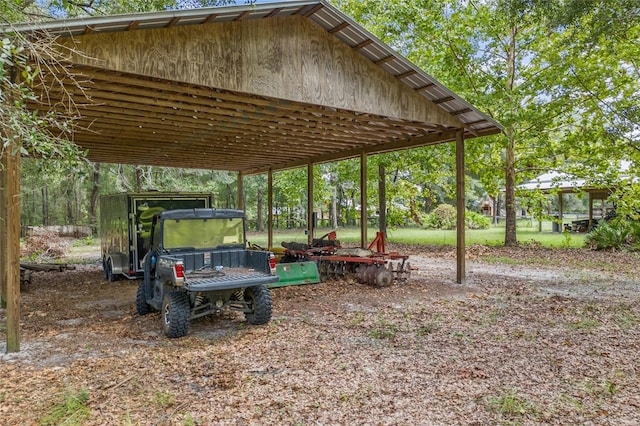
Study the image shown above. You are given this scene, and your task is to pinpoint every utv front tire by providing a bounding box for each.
[162,291,191,338]
[136,282,153,315]
[244,285,272,325]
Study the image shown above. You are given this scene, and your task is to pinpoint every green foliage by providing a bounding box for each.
[424,204,457,230]
[369,316,398,340]
[1,36,81,162]
[336,0,640,246]
[561,229,573,249]
[466,210,491,230]
[585,219,640,251]
[40,388,90,426]
[153,390,176,408]
[422,205,490,230]
[488,388,536,416]
[72,236,95,246]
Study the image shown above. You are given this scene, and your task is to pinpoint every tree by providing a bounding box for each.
[1,3,83,167]
[335,0,639,245]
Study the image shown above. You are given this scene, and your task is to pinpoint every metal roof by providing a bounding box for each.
[4,0,502,173]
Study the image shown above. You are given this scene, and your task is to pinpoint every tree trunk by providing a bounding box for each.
[378,164,387,236]
[331,194,338,229]
[504,134,517,246]
[424,186,433,214]
[41,187,48,226]
[135,165,144,191]
[89,163,100,235]
[504,25,518,247]
[65,192,73,224]
[257,188,264,232]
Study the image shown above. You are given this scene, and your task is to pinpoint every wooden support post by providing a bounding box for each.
[558,193,564,233]
[360,151,368,248]
[307,163,314,245]
[268,169,273,250]
[237,172,244,211]
[0,153,7,308]
[588,192,593,230]
[5,141,21,352]
[378,163,387,237]
[456,129,465,284]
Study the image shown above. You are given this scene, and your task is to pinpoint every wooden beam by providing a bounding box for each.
[396,70,417,80]
[415,83,435,92]
[264,9,281,18]
[451,108,472,116]
[202,14,218,24]
[245,129,459,174]
[353,39,374,50]
[237,172,244,211]
[589,192,594,230]
[51,67,452,135]
[233,11,250,21]
[559,193,564,233]
[360,151,367,248]
[5,138,21,352]
[456,129,465,284]
[329,22,350,34]
[301,4,324,17]
[166,17,180,27]
[127,21,140,31]
[307,163,314,245]
[375,55,395,66]
[268,169,273,249]
[0,153,6,308]
[433,96,455,105]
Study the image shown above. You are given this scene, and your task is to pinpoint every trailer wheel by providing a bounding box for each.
[244,285,272,325]
[105,259,117,282]
[162,291,191,338]
[136,282,153,315]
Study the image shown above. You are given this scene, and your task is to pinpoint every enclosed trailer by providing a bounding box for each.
[100,192,214,280]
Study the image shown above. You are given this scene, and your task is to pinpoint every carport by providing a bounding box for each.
[1,0,502,351]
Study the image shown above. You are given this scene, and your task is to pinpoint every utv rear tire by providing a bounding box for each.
[136,282,153,315]
[162,291,190,338]
[244,285,272,325]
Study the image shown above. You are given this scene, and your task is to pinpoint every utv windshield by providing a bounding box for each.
[162,217,245,250]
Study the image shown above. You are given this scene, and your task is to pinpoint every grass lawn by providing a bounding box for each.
[247,219,588,249]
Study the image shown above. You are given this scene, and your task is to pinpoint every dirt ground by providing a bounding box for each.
[1,244,640,425]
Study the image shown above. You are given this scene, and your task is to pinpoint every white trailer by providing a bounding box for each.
[100,192,214,281]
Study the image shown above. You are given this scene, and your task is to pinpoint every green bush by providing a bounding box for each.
[585,219,640,251]
[423,205,490,230]
[425,204,456,230]
[466,210,491,230]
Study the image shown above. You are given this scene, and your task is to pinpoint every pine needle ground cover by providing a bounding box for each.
[1,245,639,425]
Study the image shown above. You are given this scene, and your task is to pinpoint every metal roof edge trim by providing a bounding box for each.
[0,0,320,34]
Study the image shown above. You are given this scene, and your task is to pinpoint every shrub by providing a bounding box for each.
[585,219,640,251]
[423,205,489,230]
[431,204,457,230]
[466,211,491,230]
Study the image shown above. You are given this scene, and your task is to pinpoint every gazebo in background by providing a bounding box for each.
[518,166,630,232]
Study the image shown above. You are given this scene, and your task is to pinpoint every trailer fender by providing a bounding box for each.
[104,252,129,279]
